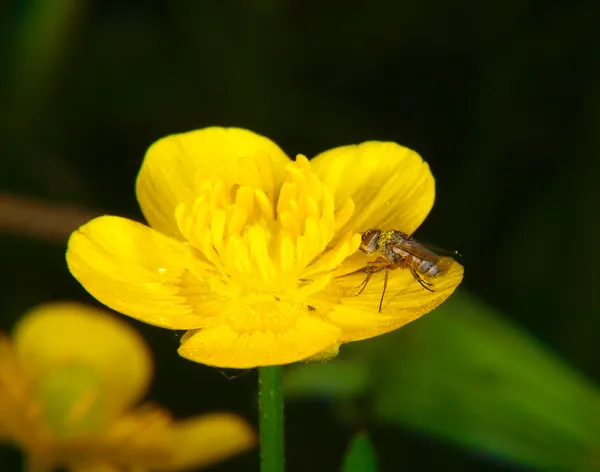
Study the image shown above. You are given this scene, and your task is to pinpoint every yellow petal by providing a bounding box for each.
[70,464,120,472]
[93,404,173,466]
[328,257,463,341]
[136,127,291,239]
[66,216,209,329]
[84,407,253,471]
[178,314,341,368]
[156,413,255,471]
[303,343,340,362]
[12,302,152,420]
[310,141,434,235]
[0,334,40,449]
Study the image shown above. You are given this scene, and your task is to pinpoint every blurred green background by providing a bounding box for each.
[2,1,600,471]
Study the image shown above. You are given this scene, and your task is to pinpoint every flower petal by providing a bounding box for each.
[70,464,120,472]
[12,302,152,419]
[0,334,40,448]
[93,404,173,466]
[66,216,210,330]
[329,257,464,341]
[83,407,253,471]
[178,314,341,368]
[136,127,291,239]
[156,413,255,471]
[310,141,435,235]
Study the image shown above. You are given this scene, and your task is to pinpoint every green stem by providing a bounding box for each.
[258,366,285,472]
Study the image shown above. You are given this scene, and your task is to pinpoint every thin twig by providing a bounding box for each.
[0,193,99,243]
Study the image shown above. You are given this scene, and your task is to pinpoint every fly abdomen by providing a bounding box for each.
[418,259,440,277]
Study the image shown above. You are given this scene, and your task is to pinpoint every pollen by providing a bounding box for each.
[174,153,358,304]
[377,229,396,249]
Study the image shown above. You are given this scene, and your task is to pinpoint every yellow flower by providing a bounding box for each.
[0,302,255,471]
[66,127,463,368]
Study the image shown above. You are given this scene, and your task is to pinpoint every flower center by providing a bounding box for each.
[175,153,359,304]
[35,364,107,438]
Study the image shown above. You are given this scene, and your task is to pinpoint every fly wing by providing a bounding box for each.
[391,239,441,262]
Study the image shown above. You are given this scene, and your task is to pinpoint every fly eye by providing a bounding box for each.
[360,230,379,253]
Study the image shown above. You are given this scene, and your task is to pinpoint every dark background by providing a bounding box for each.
[1,1,599,471]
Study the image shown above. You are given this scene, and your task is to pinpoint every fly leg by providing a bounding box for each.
[378,267,389,313]
[409,267,435,292]
[354,269,373,296]
[354,257,390,296]
[336,257,388,296]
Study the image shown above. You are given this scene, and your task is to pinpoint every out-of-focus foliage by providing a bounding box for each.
[283,358,369,401]
[341,433,378,472]
[286,293,600,471]
[1,1,599,471]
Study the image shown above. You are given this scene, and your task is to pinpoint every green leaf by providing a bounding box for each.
[341,433,378,472]
[286,291,600,471]
[367,292,600,471]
